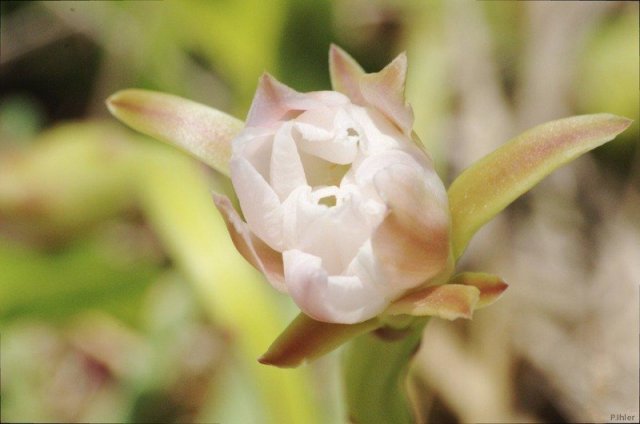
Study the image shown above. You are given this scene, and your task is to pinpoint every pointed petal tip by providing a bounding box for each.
[449,272,509,308]
[104,89,142,117]
[257,353,300,368]
[390,51,408,68]
[612,115,634,130]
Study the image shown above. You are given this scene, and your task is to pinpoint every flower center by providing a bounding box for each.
[310,186,342,208]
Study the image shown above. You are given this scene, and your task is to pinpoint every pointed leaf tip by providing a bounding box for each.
[106,89,243,176]
[449,272,508,308]
[448,113,633,259]
[259,313,379,368]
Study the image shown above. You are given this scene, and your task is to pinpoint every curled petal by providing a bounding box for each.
[283,250,389,324]
[371,164,450,291]
[360,53,414,135]
[329,44,366,104]
[106,89,242,176]
[386,284,481,320]
[246,74,303,127]
[212,193,286,292]
[270,123,307,200]
[230,157,285,251]
[246,74,347,127]
[448,272,508,308]
[259,312,379,368]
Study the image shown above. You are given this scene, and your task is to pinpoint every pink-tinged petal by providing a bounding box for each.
[386,284,480,320]
[230,156,284,251]
[246,74,348,127]
[359,53,415,135]
[246,74,302,127]
[448,114,633,260]
[259,312,380,368]
[329,44,366,104]
[106,89,242,176]
[371,164,450,291]
[448,272,508,308]
[212,193,286,292]
[283,250,389,324]
[270,123,307,200]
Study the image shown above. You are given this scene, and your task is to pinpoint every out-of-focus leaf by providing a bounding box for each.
[0,234,161,324]
[135,143,320,424]
[259,313,380,368]
[577,8,639,134]
[0,122,137,239]
[448,114,632,259]
[168,0,289,111]
[107,90,243,176]
[0,95,45,143]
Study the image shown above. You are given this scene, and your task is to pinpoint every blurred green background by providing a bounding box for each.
[1,1,638,423]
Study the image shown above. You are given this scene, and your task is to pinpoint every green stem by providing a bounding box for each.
[344,318,428,424]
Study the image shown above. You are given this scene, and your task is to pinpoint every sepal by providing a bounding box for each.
[106,89,242,176]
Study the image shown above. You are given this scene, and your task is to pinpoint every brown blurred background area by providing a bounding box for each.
[1,1,638,423]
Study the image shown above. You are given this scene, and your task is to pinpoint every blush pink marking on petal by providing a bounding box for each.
[371,164,450,292]
[212,193,286,292]
[329,44,366,104]
[359,53,415,135]
[246,74,349,128]
[245,74,303,127]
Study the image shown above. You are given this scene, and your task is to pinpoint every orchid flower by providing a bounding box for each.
[107,45,631,374]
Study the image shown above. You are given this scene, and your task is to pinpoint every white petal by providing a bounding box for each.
[347,107,405,155]
[352,149,425,202]
[230,156,284,251]
[294,108,358,165]
[359,52,415,135]
[283,249,388,324]
[282,187,378,275]
[232,128,274,181]
[212,193,286,292]
[246,74,350,127]
[371,163,450,290]
[270,123,307,200]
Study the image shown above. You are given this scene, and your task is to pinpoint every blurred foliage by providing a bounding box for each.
[1,1,638,423]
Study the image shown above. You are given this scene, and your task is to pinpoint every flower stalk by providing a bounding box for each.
[344,319,428,424]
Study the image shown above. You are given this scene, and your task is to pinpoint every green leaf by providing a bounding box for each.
[106,89,243,176]
[448,113,632,259]
[344,319,427,424]
[0,234,160,325]
[259,313,380,368]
